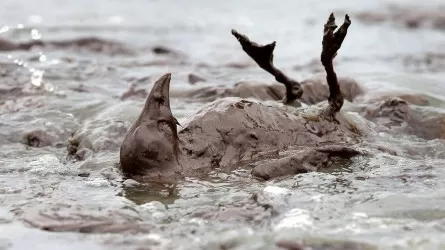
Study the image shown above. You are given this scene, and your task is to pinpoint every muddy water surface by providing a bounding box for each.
[1,0,445,249]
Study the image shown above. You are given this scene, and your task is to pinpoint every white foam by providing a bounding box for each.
[84,178,110,187]
[274,208,314,231]
[25,154,68,176]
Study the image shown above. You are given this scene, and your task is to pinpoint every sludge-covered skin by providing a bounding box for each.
[120,76,365,181]
[118,13,364,180]
[353,96,445,141]
[66,13,445,181]
[177,98,365,180]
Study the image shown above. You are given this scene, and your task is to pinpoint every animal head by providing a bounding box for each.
[120,73,180,177]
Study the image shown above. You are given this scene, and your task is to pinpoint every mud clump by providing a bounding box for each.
[152,45,185,58]
[0,37,135,55]
[23,130,57,148]
[188,73,206,84]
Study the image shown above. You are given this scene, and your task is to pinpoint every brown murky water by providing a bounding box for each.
[1,0,445,249]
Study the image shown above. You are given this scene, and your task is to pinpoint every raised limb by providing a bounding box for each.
[231,30,303,105]
[321,13,351,117]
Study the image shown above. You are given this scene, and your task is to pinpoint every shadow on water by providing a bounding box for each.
[118,181,181,205]
[118,170,260,206]
[319,157,357,174]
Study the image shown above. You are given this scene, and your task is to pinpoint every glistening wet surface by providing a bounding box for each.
[1,0,445,249]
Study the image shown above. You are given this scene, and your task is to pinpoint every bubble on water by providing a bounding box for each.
[31,29,42,40]
[85,178,110,187]
[140,201,167,212]
[145,234,165,242]
[0,26,9,34]
[188,218,206,225]
[257,185,292,209]
[263,185,291,196]
[13,59,24,66]
[274,208,314,231]
[30,69,44,87]
[39,54,47,62]
[44,83,54,92]
[352,212,369,219]
[123,179,139,188]
[139,234,171,248]
[12,59,25,67]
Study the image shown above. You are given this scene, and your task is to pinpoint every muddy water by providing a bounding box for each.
[1,0,445,249]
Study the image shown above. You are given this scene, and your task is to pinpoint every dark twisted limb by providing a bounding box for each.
[231,30,303,105]
[321,13,351,117]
